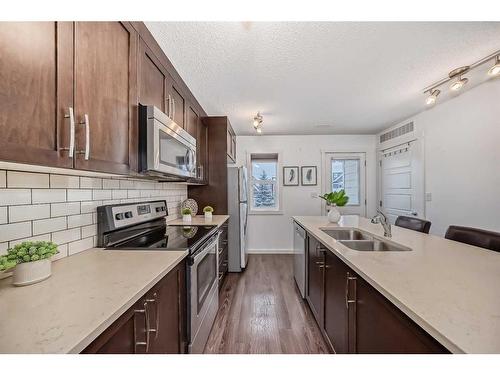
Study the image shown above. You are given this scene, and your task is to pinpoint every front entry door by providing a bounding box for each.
[379,141,424,224]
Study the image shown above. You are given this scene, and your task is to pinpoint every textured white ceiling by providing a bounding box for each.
[146,22,500,135]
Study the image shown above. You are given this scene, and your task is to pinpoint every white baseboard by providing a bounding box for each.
[247,249,294,254]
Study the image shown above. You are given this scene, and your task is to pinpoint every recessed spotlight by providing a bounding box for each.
[425,89,440,105]
[488,56,500,77]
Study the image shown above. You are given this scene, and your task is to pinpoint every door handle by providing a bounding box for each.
[77,114,90,160]
[62,107,75,158]
[345,273,357,309]
[411,211,418,216]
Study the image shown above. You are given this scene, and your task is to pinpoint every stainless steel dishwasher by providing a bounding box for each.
[293,221,307,298]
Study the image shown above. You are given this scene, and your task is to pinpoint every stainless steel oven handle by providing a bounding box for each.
[192,236,218,264]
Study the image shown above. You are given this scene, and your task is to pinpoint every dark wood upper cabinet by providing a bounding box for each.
[138,38,168,113]
[73,22,138,174]
[195,113,208,184]
[186,105,199,139]
[167,77,186,129]
[324,250,354,354]
[226,124,236,163]
[306,235,324,327]
[0,22,74,168]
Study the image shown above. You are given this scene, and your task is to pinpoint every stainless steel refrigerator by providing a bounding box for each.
[227,166,248,272]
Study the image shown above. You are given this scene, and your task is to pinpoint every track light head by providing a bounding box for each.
[450,76,468,91]
[488,56,500,77]
[425,89,440,106]
[253,112,263,133]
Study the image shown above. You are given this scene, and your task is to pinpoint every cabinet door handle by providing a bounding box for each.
[62,107,75,158]
[145,292,160,339]
[345,273,357,309]
[77,114,90,160]
[134,303,150,352]
[172,97,176,120]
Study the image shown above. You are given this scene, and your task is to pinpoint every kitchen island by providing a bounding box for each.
[0,248,187,353]
[293,215,500,354]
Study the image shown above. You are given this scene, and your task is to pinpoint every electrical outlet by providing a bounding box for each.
[425,192,432,202]
[310,192,318,198]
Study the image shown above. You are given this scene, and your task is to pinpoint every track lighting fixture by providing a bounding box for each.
[422,49,499,106]
[253,112,263,134]
[425,89,440,106]
[488,55,500,77]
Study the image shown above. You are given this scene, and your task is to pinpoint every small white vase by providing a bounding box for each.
[183,214,192,223]
[204,212,213,220]
[327,205,341,223]
[12,259,52,287]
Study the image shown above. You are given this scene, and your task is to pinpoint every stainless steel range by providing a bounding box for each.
[97,200,220,354]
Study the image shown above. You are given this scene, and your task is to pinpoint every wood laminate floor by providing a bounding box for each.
[204,254,329,354]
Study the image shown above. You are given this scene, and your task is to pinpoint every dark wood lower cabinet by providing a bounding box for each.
[306,235,325,326]
[82,260,186,354]
[218,222,229,289]
[355,276,447,353]
[307,233,450,354]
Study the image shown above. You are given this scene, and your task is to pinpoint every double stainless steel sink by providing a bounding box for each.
[321,228,412,252]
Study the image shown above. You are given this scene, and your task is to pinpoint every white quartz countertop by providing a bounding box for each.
[0,248,187,353]
[293,215,500,354]
[168,215,229,227]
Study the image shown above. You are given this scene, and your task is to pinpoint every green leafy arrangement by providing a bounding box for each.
[0,241,58,272]
[319,190,349,207]
[203,206,214,213]
[181,207,192,216]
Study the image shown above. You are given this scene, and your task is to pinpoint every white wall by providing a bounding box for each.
[236,135,377,253]
[380,80,500,236]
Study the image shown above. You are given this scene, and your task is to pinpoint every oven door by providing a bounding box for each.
[189,233,219,353]
[146,115,196,178]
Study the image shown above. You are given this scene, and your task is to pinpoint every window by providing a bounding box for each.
[331,158,360,205]
[249,153,281,213]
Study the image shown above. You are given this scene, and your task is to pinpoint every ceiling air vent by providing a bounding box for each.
[380,122,414,143]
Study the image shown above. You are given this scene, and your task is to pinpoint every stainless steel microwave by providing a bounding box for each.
[139,105,196,180]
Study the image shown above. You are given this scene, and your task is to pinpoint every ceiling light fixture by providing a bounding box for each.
[488,55,500,77]
[425,89,440,106]
[422,49,500,106]
[253,112,263,134]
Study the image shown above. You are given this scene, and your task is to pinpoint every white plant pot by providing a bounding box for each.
[183,214,192,223]
[327,205,341,223]
[204,212,213,220]
[12,259,52,287]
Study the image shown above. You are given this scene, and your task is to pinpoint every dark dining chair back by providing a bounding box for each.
[395,216,431,234]
[445,226,500,252]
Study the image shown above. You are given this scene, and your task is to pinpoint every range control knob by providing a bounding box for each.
[124,211,133,219]
[115,213,124,220]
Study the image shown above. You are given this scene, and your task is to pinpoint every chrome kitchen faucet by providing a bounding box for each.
[371,210,392,238]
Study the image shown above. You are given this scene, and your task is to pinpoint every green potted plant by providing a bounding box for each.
[182,207,192,223]
[0,241,58,286]
[203,206,214,220]
[319,190,349,223]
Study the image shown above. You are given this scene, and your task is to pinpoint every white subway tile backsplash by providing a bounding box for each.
[68,213,92,229]
[68,237,94,256]
[7,171,49,188]
[0,171,6,188]
[51,228,81,245]
[50,174,80,189]
[81,224,97,238]
[0,207,7,224]
[93,190,112,200]
[51,202,80,217]
[0,222,32,242]
[32,189,66,204]
[9,234,51,247]
[0,189,31,206]
[112,190,127,199]
[67,189,92,202]
[33,217,67,235]
[0,166,185,262]
[9,204,50,223]
[81,201,101,214]
[119,179,135,189]
[103,179,120,189]
[80,177,102,189]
